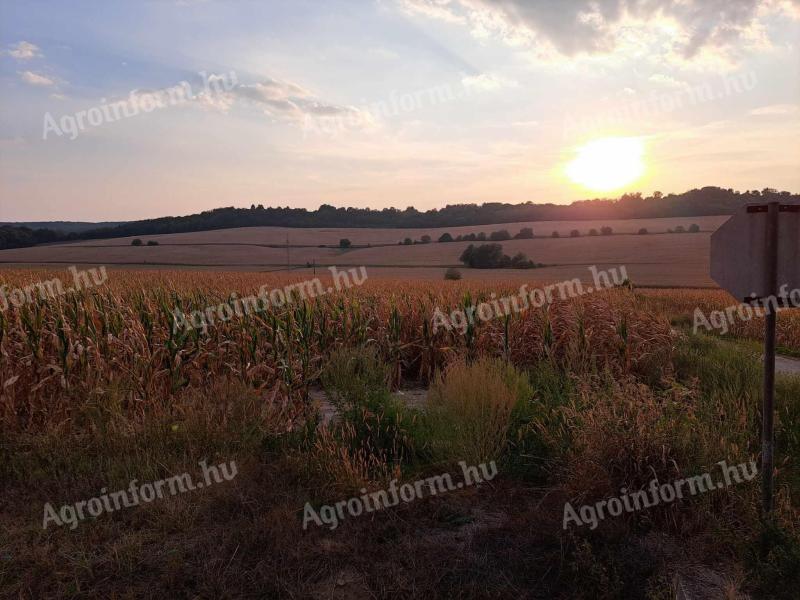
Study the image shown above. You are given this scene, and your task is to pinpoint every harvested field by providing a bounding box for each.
[0,216,725,287]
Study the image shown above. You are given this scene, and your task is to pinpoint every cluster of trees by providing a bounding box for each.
[436,227,534,243]
[668,224,701,233]
[131,239,159,246]
[2,188,796,250]
[459,244,543,269]
[0,225,62,250]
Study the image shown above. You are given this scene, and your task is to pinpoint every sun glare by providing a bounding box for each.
[565,137,645,192]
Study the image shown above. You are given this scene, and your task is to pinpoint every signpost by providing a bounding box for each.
[711,201,800,515]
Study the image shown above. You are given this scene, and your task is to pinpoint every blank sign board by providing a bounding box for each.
[711,203,800,302]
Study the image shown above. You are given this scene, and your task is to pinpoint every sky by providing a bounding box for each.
[0,0,799,222]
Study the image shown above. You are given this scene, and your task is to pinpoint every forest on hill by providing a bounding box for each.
[1,187,796,250]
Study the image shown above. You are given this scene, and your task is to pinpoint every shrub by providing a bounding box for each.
[600,226,613,235]
[421,357,531,464]
[444,267,462,280]
[570,229,580,238]
[515,227,534,239]
[476,232,487,241]
[490,229,511,241]
[438,233,454,242]
[638,228,648,235]
[131,238,143,246]
[589,229,599,236]
[339,238,352,248]
[420,235,431,243]
[688,223,700,233]
[319,346,417,485]
[552,231,560,238]
[146,240,159,246]
[403,237,413,245]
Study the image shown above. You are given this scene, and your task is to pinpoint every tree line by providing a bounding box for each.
[2,187,796,250]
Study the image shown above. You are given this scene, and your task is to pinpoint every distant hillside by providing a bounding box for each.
[0,221,126,234]
[2,187,796,250]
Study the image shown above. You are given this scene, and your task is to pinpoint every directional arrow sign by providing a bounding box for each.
[711,202,800,302]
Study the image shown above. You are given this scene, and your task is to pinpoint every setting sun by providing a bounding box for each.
[566,137,645,192]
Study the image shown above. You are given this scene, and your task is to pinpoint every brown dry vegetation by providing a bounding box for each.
[1,268,798,599]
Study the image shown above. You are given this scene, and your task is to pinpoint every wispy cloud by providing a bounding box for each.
[749,103,799,116]
[461,73,518,91]
[19,70,55,87]
[6,41,42,60]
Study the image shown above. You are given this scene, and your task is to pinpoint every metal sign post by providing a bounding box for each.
[711,200,800,516]
[760,202,778,514]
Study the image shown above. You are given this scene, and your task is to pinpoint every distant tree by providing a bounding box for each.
[551,231,560,238]
[688,223,700,233]
[674,225,686,233]
[464,233,477,241]
[476,232,487,241]
[403,238,413,245]
[489,229,511,241]
[455,235,463,241]
[638,228,648,235]
[131,238,143,246]
[570,229,580,237]
[515,227,534,239]
[444,267,462,280]
[600,226,613,235]
[420,234,432,243]
[438,232,454,242]
[339,238,352,248]
[589,228,599,236]
[146,240,159,246]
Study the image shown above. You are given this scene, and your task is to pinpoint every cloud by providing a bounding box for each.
[396,0,799,62]
[461,73,518,91]
[399,0,465,24]
[219,77,374,130]
[749,103,799,115]
[19,70,55,87]
[6,41,41,60]
[648,74,689,89]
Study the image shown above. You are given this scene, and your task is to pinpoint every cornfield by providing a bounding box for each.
[1,268,673,433]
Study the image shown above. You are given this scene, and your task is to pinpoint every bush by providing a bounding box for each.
[319,346,417,484]
[403,237,413,245]
[600,226,613,235]
[420,234,431,243]
[146,240,159,246]
[688,223,700,233]
[131,238,143,246]
[515,227,534,239]
[570,229,580,238]
[444,267,462,280]
[552,231,560,238]
[438,233,454,242]
[339,238,351,248]
[476,232,487,241]
[421,357,531,464]
[589,229,598,236]
[638,228,648,235]
[489,229,511,241]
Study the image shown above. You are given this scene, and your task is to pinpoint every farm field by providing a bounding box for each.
[1,268,798,599]
[0,215,727,287]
